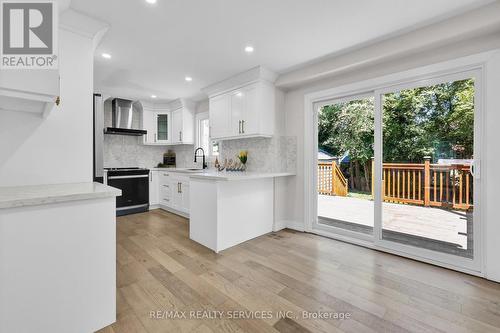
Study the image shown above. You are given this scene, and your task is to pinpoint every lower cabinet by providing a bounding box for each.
[156,171,190,215]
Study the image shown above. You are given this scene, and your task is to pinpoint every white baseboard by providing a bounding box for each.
[158,205,189,219]
[273,220,287,232]
[281,220,305,232]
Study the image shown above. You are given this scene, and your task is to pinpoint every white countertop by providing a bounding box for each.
[151,167,203,173]
[188,171,295,181]
[151,168,295,180]
[0,182,122,209]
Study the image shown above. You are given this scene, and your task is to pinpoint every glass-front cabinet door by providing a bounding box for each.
[156,112,170,143]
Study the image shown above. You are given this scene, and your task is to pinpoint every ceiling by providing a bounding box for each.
[69,0,494,102]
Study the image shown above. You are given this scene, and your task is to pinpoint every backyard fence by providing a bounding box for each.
[318,158,474,211]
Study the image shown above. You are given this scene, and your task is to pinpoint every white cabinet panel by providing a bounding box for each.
[209,94,231,139]
[181,183,190,212]
[171,109,183,143]
[142,109,157,144]
[149,170,159,205]
[242,84,258,135]
[230,90,245,136]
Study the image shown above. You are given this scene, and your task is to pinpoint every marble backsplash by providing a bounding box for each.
[104,136,202,169]
[103,134,296,173]
[218,136,297,173]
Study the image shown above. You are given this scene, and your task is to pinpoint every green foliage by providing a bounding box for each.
[319,98,374,163]
[318,78,475,163]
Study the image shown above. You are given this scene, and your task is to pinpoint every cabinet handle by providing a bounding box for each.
[180,183,182,194]
[163,198,170,202]
[163,184,169,187]
[238,120,241,134]
[242,120,245,134]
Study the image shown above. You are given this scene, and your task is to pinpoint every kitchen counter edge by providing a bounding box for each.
[0,182,122,209]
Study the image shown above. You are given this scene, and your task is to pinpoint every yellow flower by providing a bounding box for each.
[238,150,248,164]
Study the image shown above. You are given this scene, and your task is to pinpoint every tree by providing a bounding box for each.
[318,78,475,193]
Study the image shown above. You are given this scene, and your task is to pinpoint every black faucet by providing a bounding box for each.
[194,147,207,169]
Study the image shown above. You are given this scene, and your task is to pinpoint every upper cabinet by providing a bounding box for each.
[0,70,60,118]
[141,99,194,146]
[203,66,277,140]
[169,99,195,144]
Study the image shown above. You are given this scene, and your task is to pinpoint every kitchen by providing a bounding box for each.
[2,1,500,333]
[95,65,296,252]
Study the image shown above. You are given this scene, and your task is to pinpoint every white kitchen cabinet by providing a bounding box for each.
[149,170,159,206]
[156,171,190,216]
[171,108,183,143]
[203,66,277,140]
[169,176,190,213]
[141,99,194,145]
[169,99,195,144]
[210,94,232,139]
[142,104,171,145]
[207,81,275,140]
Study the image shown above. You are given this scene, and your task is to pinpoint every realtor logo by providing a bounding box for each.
[1,1,58,69]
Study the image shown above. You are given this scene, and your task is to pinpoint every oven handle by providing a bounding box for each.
[108,175,150,180]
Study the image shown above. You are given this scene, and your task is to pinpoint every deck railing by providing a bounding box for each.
[318,161,348,197]
[318,158,473,211]
[372,158,473,210]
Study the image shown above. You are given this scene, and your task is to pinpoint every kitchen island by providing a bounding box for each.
[189,172,294,252]
[0,182,121,333]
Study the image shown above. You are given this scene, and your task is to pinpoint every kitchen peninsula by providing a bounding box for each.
[189,171,294,252]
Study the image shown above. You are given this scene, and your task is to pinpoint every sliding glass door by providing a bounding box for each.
[374,70,481,270]
[316,94,375,238]
[314,68,482,271]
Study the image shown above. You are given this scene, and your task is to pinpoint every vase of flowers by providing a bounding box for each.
[238,150,248,170]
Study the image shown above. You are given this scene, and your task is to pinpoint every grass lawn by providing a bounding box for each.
[348,190,373,201]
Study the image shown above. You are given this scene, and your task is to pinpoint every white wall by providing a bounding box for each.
[0,29,94,187]
[283,39,500,281]
[484,51,500,282]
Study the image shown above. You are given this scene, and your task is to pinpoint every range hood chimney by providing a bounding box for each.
[104,98,147,136]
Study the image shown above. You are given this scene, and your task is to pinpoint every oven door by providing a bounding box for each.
[107,174,149,213]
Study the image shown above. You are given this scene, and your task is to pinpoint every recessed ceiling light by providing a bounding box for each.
[101,53,111,59]
[151,95,157,98]
[145,0,157,4]
[185,76,193,82]
[244,45,254,53]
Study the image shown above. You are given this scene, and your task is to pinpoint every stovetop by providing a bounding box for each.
[104,167,149,171]
[104,167,150,176]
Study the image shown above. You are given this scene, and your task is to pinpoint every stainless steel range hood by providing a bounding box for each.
[104,98,147,136]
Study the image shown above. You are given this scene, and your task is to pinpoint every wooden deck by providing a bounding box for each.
[318,195,471,256]
[97,209,500,333]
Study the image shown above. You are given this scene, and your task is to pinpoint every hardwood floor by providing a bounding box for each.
[97,209,500,333]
